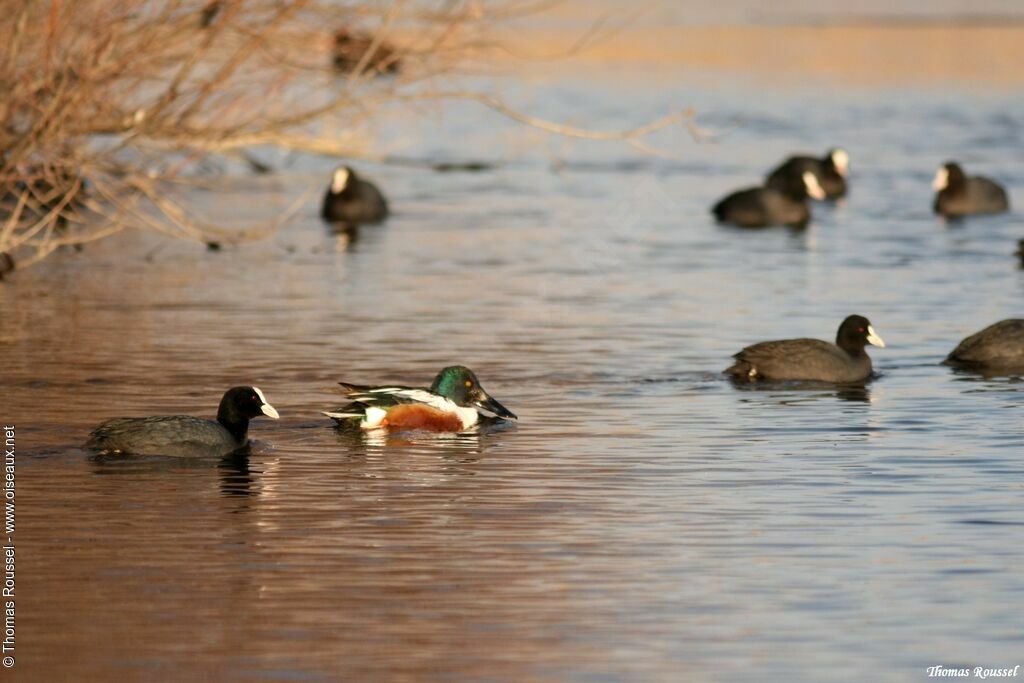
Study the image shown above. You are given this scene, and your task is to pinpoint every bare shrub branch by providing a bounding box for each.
[0,0,695,274]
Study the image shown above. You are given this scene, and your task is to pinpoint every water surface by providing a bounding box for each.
[4,14,1024,683]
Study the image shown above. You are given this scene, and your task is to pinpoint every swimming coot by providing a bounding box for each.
[321,166,389,225]
[332,28,401,75]
[85,386,279,457]
[933,162,1009,217]
[726,315,886,383]
[944,319,1024,371]
[712,172,826,228]
[766,148,848,200]
[198,0,221,27]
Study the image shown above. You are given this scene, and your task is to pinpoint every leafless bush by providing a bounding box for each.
[0,0,694,274]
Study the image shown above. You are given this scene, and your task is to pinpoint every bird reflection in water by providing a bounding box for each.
[730,381,874,405]
[328,418,515,472]
[326,222,360,252]
[87,446,261,498]
[219,450,257,497]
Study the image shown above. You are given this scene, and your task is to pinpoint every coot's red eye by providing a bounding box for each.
[858,327,864,333]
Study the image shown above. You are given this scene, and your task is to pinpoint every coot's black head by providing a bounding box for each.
[836,315,886,355]
[218,386,280,424]
[825,148,849,178]
[329,166,358,195]
[430,365,517,419]
[934,162,965,192]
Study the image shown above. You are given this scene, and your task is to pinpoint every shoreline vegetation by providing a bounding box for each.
[4,1,1019,276]
[0,0,693,276]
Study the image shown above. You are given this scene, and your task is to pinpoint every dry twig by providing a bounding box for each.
[0,0,697,274]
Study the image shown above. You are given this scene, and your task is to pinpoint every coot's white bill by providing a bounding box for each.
[866,326,885,348]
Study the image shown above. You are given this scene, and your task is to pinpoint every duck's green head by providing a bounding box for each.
[430,365,517,419]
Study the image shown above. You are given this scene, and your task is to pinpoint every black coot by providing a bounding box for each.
[712,171,826,228]
[944,319,1024,371]
[766,148,848,200]
[933,162,1009,216]
[85,386,279,457]
[332,28,401,75]
[726,315,886,383]
[321,166,389,225]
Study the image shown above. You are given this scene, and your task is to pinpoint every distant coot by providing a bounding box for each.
[198,1,221,27]
[944,319,1024,372]
[321,166,388,225]
[85,386,279,457]
[766,148,849,200]
[726,315,886,383]
[712,171,826,228]
[1016,239,1024,266]
[933,162,1009,217]
[332,28,401,75]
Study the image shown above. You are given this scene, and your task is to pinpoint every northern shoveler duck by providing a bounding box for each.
[324,366,517,432]
[321,165,388,225]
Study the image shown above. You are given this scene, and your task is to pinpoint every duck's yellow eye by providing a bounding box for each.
[465,380,473,387]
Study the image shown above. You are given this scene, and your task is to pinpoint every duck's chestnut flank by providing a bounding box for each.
[377,404,466,432]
